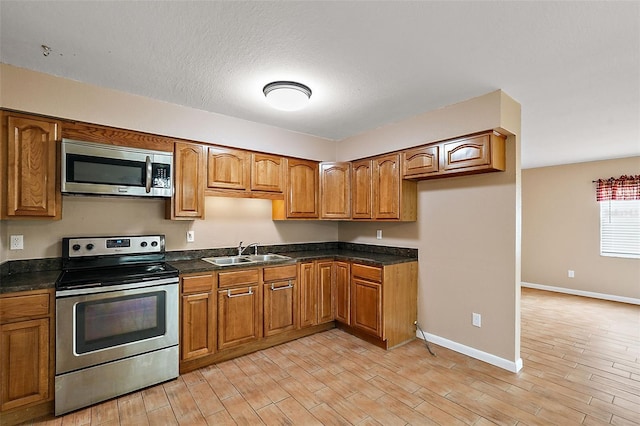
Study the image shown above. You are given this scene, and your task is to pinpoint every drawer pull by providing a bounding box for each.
[227,288,253,298]
[271,281,293,291]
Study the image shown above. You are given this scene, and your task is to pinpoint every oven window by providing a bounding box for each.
[67,154,145,186]
[75,291,166,354]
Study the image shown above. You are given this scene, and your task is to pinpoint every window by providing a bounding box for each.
[599,201,640,259]
[596,175,640,259]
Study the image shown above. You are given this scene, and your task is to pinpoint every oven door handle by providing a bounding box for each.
[145,156,152,193]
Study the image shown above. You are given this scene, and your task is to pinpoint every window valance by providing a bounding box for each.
[596,175,640,201]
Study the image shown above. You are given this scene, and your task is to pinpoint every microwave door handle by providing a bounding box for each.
[145,156,152,193]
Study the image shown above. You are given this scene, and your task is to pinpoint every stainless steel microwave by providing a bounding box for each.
[61,139,173,197]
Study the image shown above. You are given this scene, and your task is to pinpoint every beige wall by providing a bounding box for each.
[522,157,640,300]
[339,91,522,366]
[1,197,338,260]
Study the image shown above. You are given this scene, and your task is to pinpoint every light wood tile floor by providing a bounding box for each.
[28,288,640,425]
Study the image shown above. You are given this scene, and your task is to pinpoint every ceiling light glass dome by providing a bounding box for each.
[263,81,312,111]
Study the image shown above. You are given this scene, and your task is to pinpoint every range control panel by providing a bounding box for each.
[63,235,165,258]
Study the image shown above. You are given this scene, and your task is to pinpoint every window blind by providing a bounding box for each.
[600,200,640,258]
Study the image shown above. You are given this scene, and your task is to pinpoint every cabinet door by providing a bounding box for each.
[351,278,382,338]
[334,261,351,325]
[351,160,372,219]
[317,261,334,324]
[180,273,215,361]
[442,133,491,172]
[217,285,260,350]
[320,162,351,219]
[298,262,316,328]
[372,154,400,220]
[286,158,319,218]
[170,142,205,219]
[3,115,61,219]
[251,153,283,192]
[402,145,439,178]
[0,318,49,411]
[181,292,215,360]
[207,147,249,190]
[263,279,296,336]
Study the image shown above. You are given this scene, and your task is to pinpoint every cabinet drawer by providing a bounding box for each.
[218,269,259,288]
[182,273,215,294]
[263,265,296,282]
[0,292,50,323]
[351,264,382,282]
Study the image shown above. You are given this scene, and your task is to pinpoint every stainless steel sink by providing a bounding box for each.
[247,254,292,262]
[202,256,256,266]
[202,254,291,266]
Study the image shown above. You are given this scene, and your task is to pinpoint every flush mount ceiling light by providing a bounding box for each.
[263,81,312,111]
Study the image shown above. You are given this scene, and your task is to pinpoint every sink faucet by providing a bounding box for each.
[239,242,259,255]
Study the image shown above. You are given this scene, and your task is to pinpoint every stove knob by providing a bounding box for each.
[86,243,94,251]
[151,241,158,247]
[140,241,148,248]
[72,244,81,251]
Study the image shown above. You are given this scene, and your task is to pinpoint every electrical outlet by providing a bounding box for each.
[376,230,382,239]
[472,312,482,327]
[568,270,575,278]
[10,235,24,250]
[186,231,195,243]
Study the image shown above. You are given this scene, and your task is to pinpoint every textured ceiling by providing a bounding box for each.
[1,1,638,168]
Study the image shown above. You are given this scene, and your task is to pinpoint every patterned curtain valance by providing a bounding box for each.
[596,175,640,201]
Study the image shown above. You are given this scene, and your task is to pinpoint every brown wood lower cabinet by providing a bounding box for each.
[334,261,351,325]
[351,277,382,337]
[0,289,54,425]
[263,265,297,336]
[298,260,334,328]
[344,261,418,349]
[180,273,215,361]
[178,259,416,371]
[217,268,261,350]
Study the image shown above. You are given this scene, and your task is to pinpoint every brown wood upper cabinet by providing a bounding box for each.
[207,148,285,199]
[167,141,205,219]
[1,112,61,220]
[207,147,249,191]
[402,145,439,178]
[251,153,284,193]
[320,162,351,219]
[372,154,417,221]
[273,158,319,219]
[0,289,54,416]
[351,159,373,219]
[402,131,506,180]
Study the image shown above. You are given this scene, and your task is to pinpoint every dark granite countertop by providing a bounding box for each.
[1,242,417,294]
[0,270,61,294]
[168,249,416,275]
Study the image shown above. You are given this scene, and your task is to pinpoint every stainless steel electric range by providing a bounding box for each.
[54,235,179,415]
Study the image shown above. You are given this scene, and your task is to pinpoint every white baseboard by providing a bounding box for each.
[415,331,523,373]
[521,282,640,305]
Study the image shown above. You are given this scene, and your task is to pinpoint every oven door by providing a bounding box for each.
[56,279,178,375]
